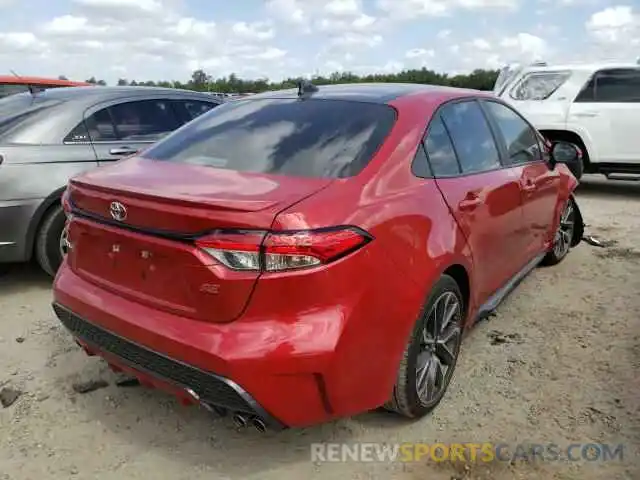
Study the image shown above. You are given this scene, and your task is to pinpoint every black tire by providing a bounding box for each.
[568,156,584,181]
[35,204,67,277]
[385,274,464,418]
[541,198,576,266]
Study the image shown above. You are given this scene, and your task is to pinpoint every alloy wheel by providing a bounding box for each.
[415,291,462,406]
[553,201,575,259]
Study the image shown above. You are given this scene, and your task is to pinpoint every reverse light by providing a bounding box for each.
[195,227,372,272]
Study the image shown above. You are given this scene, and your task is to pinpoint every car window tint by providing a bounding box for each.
[411,142,431,177]
[85,108,117,141]
[183,100,217,120]
[440,101,501,174]
[0,84,30,99]
[576,69,640,103]
[110,100,181,141]
[595,69,640,102]
[64,120,91,143]
[484,101,541,165]
[142,98,397,179]
[424,115,460,176]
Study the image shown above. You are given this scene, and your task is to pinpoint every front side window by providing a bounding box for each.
[575,68,640,103]
[183,100,218,120]
[483,101,542,165]
[510,71,571,101]
[142,98,397,179]
[440,101,501,175]
[109,99,181,141]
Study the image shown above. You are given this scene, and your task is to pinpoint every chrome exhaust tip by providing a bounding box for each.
[252,417,267,433]
[232,412,249,428]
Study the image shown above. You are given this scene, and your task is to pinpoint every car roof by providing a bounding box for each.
[249,82,486,104]
[21,85,214,102]
[520,62,640,73]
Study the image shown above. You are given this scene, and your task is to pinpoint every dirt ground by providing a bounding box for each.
[1,175,639,480]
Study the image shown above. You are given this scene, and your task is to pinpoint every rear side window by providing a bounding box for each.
[423,115,460,177]
[0,84,30,99]
[510,71,571,101]
[142,98,397,178]
[483,101,542,165]
[575,68,640,103]
[440,101,501,174]
[80,108,118,142]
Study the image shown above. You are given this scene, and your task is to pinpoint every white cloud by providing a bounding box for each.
[376,0,519,19]
[586,6,638,43]
[406,48,435,58]
[470,38,492,50]
[324,0,361,16]
[231,21,275,41]
[330,32,383,48]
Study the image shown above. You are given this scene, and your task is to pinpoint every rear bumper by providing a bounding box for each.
[52,302,285,429]
[53,242,426,427]
[0,199,41,263]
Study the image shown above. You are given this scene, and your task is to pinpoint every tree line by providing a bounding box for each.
[58,67,500,93]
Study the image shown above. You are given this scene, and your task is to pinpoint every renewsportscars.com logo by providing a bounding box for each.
[310,442,625,463]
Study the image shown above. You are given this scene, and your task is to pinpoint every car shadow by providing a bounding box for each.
[0,262,52,296]
[576,175,640,199]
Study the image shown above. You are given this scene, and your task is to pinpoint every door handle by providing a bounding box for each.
[572,111,599,118]
[522,179,536,192]
[459,192,481,211]
[109,146,138,156]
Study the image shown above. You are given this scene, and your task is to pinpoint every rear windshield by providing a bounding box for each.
[0,93,64,140]
[142,98,397,178]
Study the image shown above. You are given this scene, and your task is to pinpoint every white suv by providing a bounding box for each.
[494,61,640,180]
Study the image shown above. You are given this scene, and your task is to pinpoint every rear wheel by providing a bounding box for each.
[385,275,464,418]
[541,198,576,266]
[35,204,67,277]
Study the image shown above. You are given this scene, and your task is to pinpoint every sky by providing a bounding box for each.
[0,0,638,84]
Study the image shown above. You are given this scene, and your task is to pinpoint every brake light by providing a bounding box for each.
[195,227,372,272]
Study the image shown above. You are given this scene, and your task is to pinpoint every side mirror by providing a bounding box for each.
[549,141,583,179]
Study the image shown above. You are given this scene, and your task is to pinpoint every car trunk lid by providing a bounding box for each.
[65,157,333,323]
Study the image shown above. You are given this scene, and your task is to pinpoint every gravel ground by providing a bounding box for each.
[1,175,639,480]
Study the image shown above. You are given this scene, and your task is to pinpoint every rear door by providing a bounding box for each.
[426,99,527,303]
[480,99,560,257]
[76,97,219,165]
[87,98,182,164]
[570,68,640,163]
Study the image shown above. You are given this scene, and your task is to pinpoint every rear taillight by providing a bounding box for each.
[195,227,372,272]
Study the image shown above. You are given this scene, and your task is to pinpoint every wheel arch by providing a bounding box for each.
[25,186,67,261]
[569,193,584,247]
[539,128,594,168]
[441,264,471,320]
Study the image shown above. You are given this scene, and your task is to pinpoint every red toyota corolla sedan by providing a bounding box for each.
[52,82,584,431]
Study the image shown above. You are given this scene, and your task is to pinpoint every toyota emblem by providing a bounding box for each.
[109,201,127,221]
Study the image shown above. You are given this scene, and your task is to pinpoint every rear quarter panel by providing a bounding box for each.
[266,96,475,414]
[0,144,98,259]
